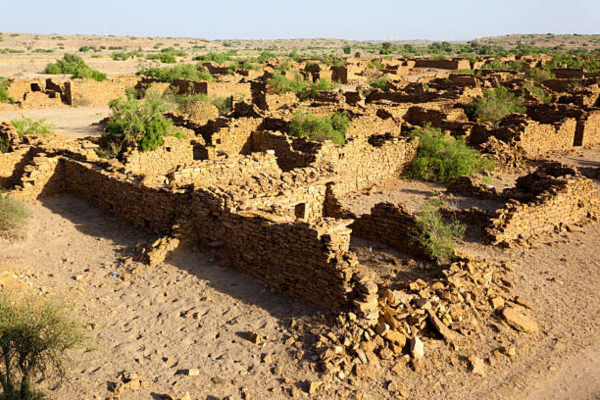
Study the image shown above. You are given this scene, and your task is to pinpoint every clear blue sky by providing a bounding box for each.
[1,0,598,41]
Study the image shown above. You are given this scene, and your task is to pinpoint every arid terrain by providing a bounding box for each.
[0,32,599,400]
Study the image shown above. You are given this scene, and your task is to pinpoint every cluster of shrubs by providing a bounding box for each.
[136,63,214,82]
[465,85,526,126]
[44,54,107,81]
[368,76,390,92]
[267,73,339,100]
[406,124,495,183]
[10,115,54,138]
[288,111,350,146]
[105,93,185,152]
[165,92,232,115]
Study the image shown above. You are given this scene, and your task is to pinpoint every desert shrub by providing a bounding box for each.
[111,51,143,61]
[406,124,494,183]
[146,53,177,63]
[267,73,308,95]
[0,290,85,399]
[368,76,390,91]
[44,54,107,81]
[94,140,122,159]
[525,68,555,82]
[10,116,54,139]
[0,196,30,239]
[267,74,338,100]
[0,77,13,103]
[465,85,526,126]
[379,42,397,55]
[523,81,552,103]
[193,52,232,63]
[106,93,177,152]
[415,198,465,263]
[288,111,350,145]
[342,45,351,54]
[0,137,10,153]
[166,92,233,115]
[136,63,213,82]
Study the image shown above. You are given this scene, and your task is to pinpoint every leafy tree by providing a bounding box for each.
[466,85,526,126]
[289,111,350,145]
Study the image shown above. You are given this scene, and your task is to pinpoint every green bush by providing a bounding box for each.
[193,52,232,63]
[111,51,143,61]
[106,93,178,152]
[525,68,555,82]
[0,290,85,399]
[44,54,107,81]
[0,196,30,239]
[523,81,552,103]
[466,85,526,126]
[166,92,233,115]
[94,141,122,159]
[267,74,338,100]
[10,116,54,139]
[415,198,465,263]
[136,63,213,82]
[0,77,13,103]
[406,124,494,183]
[288,111,350,145]
[0,137,10,153]
[342,45,351,54]
[368,76,390,91]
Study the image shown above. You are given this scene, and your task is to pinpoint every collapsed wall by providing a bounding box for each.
[486,164,599,244]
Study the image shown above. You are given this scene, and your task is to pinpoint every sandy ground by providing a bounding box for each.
[1,191,598,400]
[0,107,109,138]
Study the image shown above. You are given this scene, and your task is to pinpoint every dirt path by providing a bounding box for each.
[0,107,109,138]
[1,194,599,399]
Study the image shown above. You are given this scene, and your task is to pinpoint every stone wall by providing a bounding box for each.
[121,136,194,176]
[64,79,134,107]
[191,192,357,308]
[487,165,599,244]
[414,59,471,70]
[0,147,34,188]
[348,202,428,257]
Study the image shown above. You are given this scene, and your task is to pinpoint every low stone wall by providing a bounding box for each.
[487,167,599,244]
[414,59,471,70]
[121,136,194,176]
[191,192,357,308]
[0,147,34,188]
[64,160,191,234]
[64,78,139,107]
[348,202,428,258]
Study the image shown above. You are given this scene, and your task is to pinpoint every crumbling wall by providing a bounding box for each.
[320,135,418,195]
[0,147,34,188]
[64,79,130,107]
[487,166,599,244]
[121,136,194,176]
[191,192,357,308]
[64,160,191,234]
[349,202,428,257]
[414,59,470,70]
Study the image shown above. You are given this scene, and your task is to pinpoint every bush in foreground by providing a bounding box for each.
[106,93,183,152]
[289,111,350,145]
[406,124,494,183]
[0,196,30,239]
[10,116,54,139]
[415,198,465,264]
[0,291,85,399]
